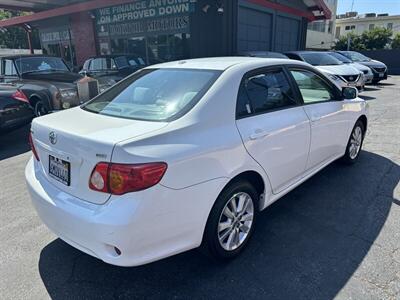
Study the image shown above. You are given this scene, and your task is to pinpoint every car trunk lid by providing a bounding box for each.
[31,107,168,204]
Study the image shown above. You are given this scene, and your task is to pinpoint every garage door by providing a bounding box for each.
[274,15,301,52]
[237,6,273,53]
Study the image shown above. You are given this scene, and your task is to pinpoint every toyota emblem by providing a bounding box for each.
[49,132,57,145]
[349,77,354,81]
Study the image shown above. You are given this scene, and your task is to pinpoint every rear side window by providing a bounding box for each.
[83,68,221,121]
[237,69,297,117]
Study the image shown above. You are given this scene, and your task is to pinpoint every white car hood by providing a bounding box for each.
[350,63,370,73]
[316,64,360,76]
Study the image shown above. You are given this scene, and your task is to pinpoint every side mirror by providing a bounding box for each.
[342,87,358,100]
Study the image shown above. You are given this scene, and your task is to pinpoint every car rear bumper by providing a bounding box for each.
[25,158,226,266]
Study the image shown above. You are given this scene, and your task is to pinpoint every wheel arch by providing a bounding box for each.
[357,115,368,133]
[217,170,269,212]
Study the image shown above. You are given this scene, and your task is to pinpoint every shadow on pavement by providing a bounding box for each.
[0,124,31,160]
[38,151,399,299]
[359,95,376,101]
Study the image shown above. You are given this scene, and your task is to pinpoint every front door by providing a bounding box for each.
[289,68,350,170]
[236,67,311,194]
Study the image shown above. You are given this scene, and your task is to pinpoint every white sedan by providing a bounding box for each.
[26,57,368,266]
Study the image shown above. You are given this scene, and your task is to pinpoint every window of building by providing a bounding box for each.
[308,21,326,32]
[369,24,375,30]
[237,69,297,117]
[345,25,356,31]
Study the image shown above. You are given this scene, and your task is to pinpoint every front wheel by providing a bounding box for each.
[341,120,365,164]
[33,100,49,117]
[201,180,258,260]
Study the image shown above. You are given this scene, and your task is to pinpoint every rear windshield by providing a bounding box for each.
[300,53,343,66]
[82,68,221,121]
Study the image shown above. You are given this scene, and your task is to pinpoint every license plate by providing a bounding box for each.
[49,155,70,186]
[379,73,384,77]
[348,82,356,86]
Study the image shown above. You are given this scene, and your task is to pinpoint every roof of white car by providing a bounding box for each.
[149,56,305,71]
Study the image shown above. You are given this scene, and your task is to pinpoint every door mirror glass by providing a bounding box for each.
[342,87,358,99]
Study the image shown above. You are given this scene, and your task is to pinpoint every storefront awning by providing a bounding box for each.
[247,0,332,21]
[0,0,333,28]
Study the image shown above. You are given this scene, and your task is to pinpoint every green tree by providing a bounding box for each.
[360,27,393,50]
[333,32,366,51]
[392,33,400,49]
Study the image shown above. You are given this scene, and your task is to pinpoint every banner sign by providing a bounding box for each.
[96,0,196,25]
[40,30,70,43]
[107,15,189,36]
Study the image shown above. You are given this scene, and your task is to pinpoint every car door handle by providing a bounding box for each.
[250,130,270,140]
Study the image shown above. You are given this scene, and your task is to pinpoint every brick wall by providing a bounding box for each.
[70,12,97,67]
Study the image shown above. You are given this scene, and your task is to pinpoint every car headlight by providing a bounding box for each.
[60,89,78,99]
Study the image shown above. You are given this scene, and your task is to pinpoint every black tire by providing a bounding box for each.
[341,120,365,165]
[201,180,259,260]
[33,100,49,117]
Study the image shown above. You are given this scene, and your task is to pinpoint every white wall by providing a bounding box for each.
[336,16,400,38]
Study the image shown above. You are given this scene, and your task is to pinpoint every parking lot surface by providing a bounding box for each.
[1,77,399,300]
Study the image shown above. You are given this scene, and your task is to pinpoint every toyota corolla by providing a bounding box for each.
[26,57,368,266]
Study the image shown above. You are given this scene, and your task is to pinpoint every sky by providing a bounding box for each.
[337,0,400,15]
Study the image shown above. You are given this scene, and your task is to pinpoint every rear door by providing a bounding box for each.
[236,67,311,194]
[288,68,350,170]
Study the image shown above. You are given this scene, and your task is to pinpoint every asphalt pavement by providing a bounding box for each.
[0,77,399,300]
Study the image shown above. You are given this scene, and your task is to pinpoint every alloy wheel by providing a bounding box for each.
[217,192,254,251]
[349,126,363,159]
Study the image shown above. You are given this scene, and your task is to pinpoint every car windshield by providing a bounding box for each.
[341,51,371,62]
[300,53,343,66]
[82,68,221,121]
[14,56,69,74]
[327,52,352,64]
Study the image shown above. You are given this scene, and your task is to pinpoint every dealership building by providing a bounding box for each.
[0,0,331,67]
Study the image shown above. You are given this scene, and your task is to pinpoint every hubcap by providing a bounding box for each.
[217,192,254,251]
[349,126,363,159]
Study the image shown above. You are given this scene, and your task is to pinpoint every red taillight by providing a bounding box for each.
[89,162,167,195]
[12,90,29,103]
[28,132,40,161]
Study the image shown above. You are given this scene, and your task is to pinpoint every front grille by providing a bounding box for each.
[342,74,360,82]
[372,67,386,73]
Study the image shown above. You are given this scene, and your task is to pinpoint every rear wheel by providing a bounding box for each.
[341,120,365,164]
[201,180,258,260]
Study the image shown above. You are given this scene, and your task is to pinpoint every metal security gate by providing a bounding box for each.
[274,15,301,52]
[237,6,273,53]
[237,3,302,53]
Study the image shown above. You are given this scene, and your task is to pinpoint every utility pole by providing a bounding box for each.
[347,35,351,50]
